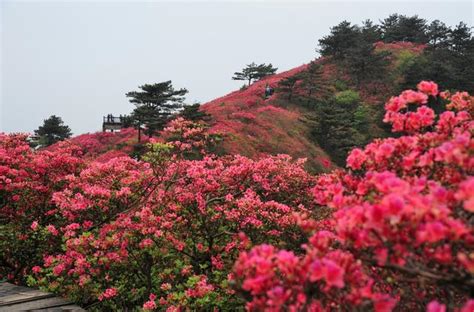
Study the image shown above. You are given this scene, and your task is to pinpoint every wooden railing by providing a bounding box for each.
[103,115,123,124]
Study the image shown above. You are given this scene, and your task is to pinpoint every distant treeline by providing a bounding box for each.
[318,14,474,92]
[274,15,473,166]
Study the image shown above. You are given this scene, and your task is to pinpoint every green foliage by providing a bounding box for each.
[277,75,300,100]
[319,15,473,93]
[353,105,371,133]
[400,22,474,93]
[274,62,331,107]
[129,143,147,160]
[294,62,332,107]
[381,14,429,43]
[232,62,278,86]
[126,81,188,138]
[395,50,418,74]
[318,20,390,86]
[319,21,362,60]
[179,104,211,122]
[427,20,450,48]
[334,90,360,106]
[333,79,348,92]
[310,90,369,166]
[142,142,174,165]
[33,115,72,147]
[346,46,391,87]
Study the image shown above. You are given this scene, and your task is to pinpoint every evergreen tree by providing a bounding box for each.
[401,21,473,93]
[381,14,428,43]
[448,23,474,92]
[318,19,389,87]
[311,90,368,166]
[344,39,391,87]
[449,22,472,53]
[427,20,450,48]
[361,19,383,43]
[232,62,278,86]
[277,75,300,100]
[318,21,360,60]
[179,104,211,122]
[34,115,72,147]
[299,62,331,100]
[126,81,188,139]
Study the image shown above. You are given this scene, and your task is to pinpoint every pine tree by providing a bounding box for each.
[179,103,211,122]
[427,20,450,48]
[401,21,473,93]
[126,81,188,139]
[318,19,389,87]
[34,115,72,147]
[343,40,390,87]
[318,21,360,60]
[361,19,383,43]
[300,62,331,100]
[311,90,368,166]
[381,14,428,43]
[232,62,278,86]
[449,22,472,54]
[277,75,300,100]
[448,22,474,92]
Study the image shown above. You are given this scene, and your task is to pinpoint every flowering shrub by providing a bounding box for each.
[0,135,84,283]
[64,128,142,158]
[1,81,472,311]
[231,112,258,122]
[232,82,474,311]
[161,117,223,159]
[26,118,315,310]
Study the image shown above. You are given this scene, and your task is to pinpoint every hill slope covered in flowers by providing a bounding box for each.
[198,42,427,170]
[1,81,473,311]
[200,64,333,171]
[59,42,427,172]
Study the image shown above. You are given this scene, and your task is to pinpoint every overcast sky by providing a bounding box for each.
[1,0,473,134]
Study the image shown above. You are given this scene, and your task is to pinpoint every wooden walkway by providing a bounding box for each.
[0,283,84,312]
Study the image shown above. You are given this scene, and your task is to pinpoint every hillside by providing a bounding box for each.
[201,64,333,171]
[4,12,474,311]
[57,42,428,171]
[57,64,336,171]
[199,41,426,170]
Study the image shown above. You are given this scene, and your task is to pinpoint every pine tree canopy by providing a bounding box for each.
[232,62,278,85]
[34,115,72,147]
[126,81,188,137]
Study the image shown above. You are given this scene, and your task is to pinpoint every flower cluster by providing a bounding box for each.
[383,81,437,133]
[0,135,84,282]
[2,81,472,311]
[161,117,221,158]
[233,82,474,311]
[33,145,315,309]
[232,240,392,311]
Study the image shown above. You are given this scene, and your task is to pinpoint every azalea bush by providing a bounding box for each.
[160,117,224,159]
[18,118,314,310]
[33,153,315,310]
[232,81,474,311]
[0,136,84,283]
[1,81,472,311]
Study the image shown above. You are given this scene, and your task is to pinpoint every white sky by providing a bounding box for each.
[1,0,473,134]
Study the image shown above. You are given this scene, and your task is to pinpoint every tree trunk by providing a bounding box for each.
[138,121,142,143]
